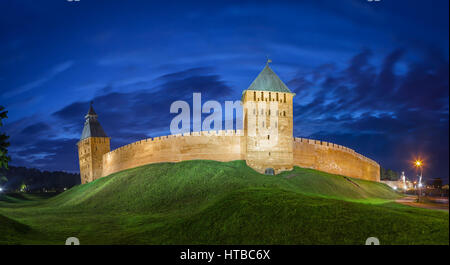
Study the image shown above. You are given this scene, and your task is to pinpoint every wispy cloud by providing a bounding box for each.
[2,61,74,98]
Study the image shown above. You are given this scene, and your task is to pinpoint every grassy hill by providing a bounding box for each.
[0,160,448,244]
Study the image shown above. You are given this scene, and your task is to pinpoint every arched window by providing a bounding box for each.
[264,168,274,175]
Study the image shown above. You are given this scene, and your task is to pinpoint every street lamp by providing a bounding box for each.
[414,160,423,202]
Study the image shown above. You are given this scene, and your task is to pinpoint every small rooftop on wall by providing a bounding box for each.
[80,102,107,140]
[245,60,293,94]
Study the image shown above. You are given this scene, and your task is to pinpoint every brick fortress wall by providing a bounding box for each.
[293,137,380,181]
[100,130,379,182]
[102,130,244,177]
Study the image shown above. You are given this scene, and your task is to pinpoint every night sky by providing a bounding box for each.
[1,0,448,183]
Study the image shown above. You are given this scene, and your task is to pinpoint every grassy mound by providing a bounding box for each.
[0,160,448,245]
[0,214,33,244]
[46,160,399,212]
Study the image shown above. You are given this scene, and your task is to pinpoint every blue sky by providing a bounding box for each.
[0,0,448,182]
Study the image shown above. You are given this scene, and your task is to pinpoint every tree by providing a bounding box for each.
[0,176,7,185]
[432,178,443,189]
[20,182,27,192]
[0,106,10,169]
[380,167,400,181]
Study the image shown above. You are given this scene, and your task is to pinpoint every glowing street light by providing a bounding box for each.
[414,159,424,201]
[0,187,3,192]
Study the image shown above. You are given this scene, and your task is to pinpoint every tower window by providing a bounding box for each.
[276,93,279,101]
[283,111,286,116]
[253,91,256,101]
[284,93,286,103]
[267,135,270,139]
[261,92,264,100]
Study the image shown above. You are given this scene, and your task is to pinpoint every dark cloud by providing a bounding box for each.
[292,47,448,182]
[56,67,236,147]
[20,122,51,135]
[6,67,236,172]
[12,138,79,172]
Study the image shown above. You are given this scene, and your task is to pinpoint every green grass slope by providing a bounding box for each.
[0,160,448,245]
[0,214,34,244]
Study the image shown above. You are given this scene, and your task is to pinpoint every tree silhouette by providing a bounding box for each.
[0,106,10,169]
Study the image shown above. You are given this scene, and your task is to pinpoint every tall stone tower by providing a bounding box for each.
[242,61,295,174]
[77,103,110,184]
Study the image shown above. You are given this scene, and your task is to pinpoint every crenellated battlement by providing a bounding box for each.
[293,137,378,167]
[109,130,245,153]
[292,136,379,181]
[102,131,379,181]
[101,130,245,177]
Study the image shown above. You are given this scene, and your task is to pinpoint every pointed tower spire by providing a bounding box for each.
[80,102,107,140]
[86,101,97,117]
[247,61,292,93]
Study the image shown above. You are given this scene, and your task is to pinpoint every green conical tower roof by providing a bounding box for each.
[246,62,292,93]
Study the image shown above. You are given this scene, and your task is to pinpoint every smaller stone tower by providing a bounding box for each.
[77,102,110,184]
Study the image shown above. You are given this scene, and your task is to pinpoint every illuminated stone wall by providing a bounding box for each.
[102,130,244,177]
[99,131,379,182]
[292,137,380,182]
